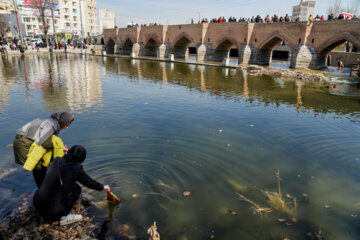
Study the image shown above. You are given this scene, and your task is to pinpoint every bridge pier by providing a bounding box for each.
[114,44,121,54]
[196,44,208,62]
[132,43,143,57]
[238,45,259,65]
[290,45,321,69]
[158,44,170,59]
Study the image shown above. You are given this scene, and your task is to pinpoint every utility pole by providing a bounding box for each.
[198,12,200,23]
[12,0,23,44]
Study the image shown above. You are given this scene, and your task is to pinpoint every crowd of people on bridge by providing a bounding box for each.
[197,12,358,24]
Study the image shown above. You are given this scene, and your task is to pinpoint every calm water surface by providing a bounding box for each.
[1,54,360,239]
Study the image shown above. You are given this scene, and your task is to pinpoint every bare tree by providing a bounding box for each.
[35,0,51,47]
[327,0,359,16]
[327,0,344,16]
[345,0,359,15]
[26,0,57,47]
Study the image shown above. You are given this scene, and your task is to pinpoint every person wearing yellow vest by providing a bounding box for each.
[13,112,74,188]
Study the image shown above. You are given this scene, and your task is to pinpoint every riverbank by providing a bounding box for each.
[1,46,338,83]
[0,194,97,239]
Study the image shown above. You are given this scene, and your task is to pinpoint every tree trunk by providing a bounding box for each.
[45,33,48,47]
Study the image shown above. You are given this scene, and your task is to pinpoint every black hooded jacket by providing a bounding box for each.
[33,145,103,216]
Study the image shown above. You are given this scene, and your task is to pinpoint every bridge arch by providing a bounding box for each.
[212,36,240,61]
[121,38,134,55]
[142,37,161,57]
[318,32,360,56]
[259,31,296,51]
[171,32,196,59]
[257,31,296,66]
[106,38,115,53]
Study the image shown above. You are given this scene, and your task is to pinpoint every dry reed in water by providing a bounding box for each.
[236,170,296,216]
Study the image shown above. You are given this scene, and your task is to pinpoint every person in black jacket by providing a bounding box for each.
[33,145,110,224]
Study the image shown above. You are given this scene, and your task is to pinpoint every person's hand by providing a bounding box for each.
[63,145,69,154]
[104,185,111,192]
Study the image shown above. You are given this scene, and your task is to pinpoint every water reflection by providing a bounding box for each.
[0,54,103,113]
[1,55,360,240]
[104,57,360,119]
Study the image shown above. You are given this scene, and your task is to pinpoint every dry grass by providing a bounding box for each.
[236,170,297,217]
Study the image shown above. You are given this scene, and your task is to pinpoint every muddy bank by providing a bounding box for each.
[239,65,332,83]
[0,194,97,240]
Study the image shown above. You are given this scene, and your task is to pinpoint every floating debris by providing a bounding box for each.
[147,221,160,240]
[324,204,331,209]
[6,144,13,148]
[228,210,237,215]
[302,193,308,198]
[277,218,286,222]
[183,191,191,197]
[227,144,231,147]
[219,129,223,133]
[297,174,301,178]
[250,125,254,127]
[286,194,291,199]
[132,194,139,198]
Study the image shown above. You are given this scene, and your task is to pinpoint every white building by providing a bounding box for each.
[17,0,61,37]
[0,0,13,14]
[80,0,98,36]
[17,0,98,39]
[98,9,115,32]
[292,0,316,21]
[58,0,81,39]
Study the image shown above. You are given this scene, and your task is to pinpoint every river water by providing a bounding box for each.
[1,54,360,239]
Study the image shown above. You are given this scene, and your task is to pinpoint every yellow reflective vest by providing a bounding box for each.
[23,135,64,171]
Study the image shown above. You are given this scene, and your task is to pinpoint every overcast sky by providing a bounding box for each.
[97,0,358,27]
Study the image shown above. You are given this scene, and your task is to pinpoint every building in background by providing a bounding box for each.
[0,0,20,39]
[17,0,60,38]
[80,0,98,37]
[292,0,316,21]
[13,0,98,40]
[58,0,81,40]
[98,9,115,32]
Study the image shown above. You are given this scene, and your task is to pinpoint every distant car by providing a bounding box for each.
[30,39,43,45]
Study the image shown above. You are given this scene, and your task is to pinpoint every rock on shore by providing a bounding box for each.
[239,65,331,83]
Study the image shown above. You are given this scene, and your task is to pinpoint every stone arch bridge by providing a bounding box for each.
[104,20,360,69]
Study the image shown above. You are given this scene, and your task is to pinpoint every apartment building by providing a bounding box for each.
[292,0,316,21]
[82,0,98,36]
[16,0,98,39]
[98,9,115,32]
[17,0,60,37]
[58,0,81,39]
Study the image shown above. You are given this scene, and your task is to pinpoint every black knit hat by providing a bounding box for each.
[65,145,87,163]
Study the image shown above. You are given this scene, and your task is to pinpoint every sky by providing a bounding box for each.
[97,0,359,27]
